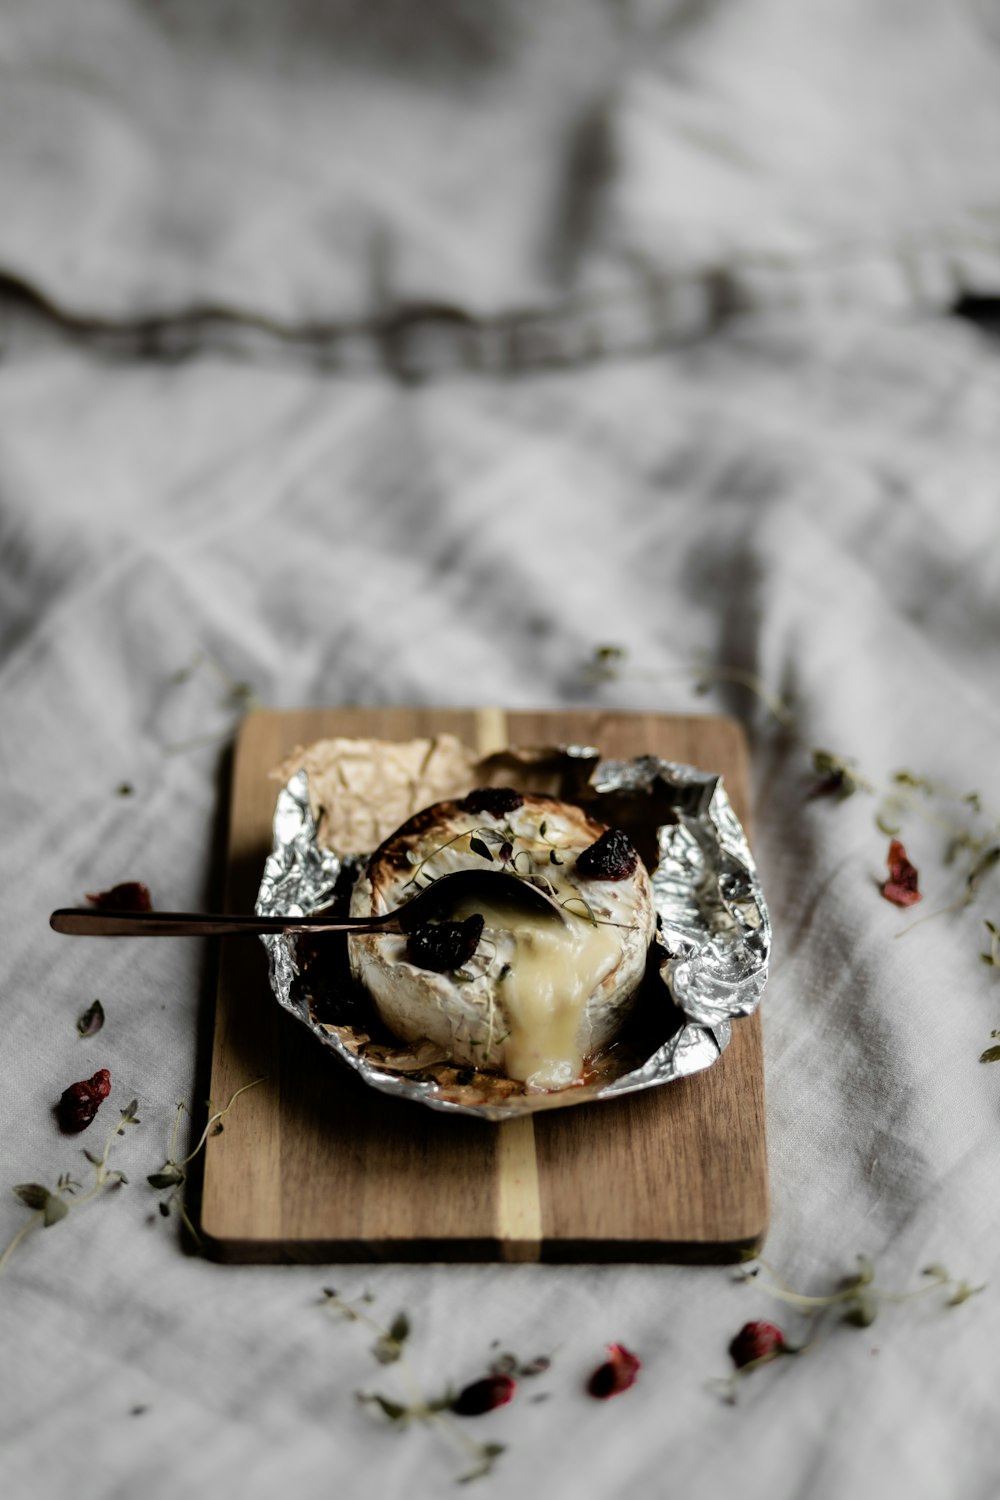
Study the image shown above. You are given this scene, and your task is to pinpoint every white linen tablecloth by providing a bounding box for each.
[2,4,999,1498]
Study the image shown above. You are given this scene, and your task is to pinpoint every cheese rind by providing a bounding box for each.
[348,795,655,1090]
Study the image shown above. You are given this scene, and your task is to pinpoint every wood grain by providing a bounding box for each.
[200,706,769,1262]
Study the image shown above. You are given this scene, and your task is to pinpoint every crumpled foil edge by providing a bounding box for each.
[256,753,769,1121]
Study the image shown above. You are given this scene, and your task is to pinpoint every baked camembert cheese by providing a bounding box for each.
[348,788,656,1091]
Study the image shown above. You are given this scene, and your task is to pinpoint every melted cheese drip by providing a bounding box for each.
[451,895,622,1091]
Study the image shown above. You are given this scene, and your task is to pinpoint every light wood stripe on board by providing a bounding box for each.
[475,706,543,1261]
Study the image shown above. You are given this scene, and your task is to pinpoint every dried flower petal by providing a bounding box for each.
[86,881,153,912]
[880,839,922,907]
[57,1069,112,1134]
[728,1320,786,1369]
[586,1344,641,1399]
[450,1374,517,1417]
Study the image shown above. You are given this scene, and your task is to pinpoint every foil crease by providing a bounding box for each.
[256,754,770,1121]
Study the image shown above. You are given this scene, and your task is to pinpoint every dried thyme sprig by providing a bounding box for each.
[1,1099,140,1277]
[714,1255,983,1402]
[147,1078,265,1242]
[586,644,799,732]
[404,825,514,891]
[741,1254,983,1317]
[322,1289,524,1484]
[164,649,262,755]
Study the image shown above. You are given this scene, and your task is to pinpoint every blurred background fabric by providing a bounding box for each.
[2,4,1000,1499]
[2,0,1000,339]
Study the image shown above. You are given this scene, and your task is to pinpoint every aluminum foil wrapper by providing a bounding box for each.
[256,749,770,1121]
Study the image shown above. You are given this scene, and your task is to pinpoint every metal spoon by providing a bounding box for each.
[49,869,567,938]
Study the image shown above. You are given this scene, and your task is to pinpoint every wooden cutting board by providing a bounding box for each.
[201,707,768,1263]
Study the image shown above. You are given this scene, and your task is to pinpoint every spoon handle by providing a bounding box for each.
[48,908,403,938]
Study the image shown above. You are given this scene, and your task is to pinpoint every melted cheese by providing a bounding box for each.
[450,894,621,1090]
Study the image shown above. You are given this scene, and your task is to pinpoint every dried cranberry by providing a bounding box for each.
[587,1344,641,1398]
[86,882,153,912]
[576,829,638,881]
[451,1374,517,1416]
[57,1069,111,1134]
[728,1320,786,1369]
[880,839,921,907]
[406,915,485,973]
[460,787,524,818]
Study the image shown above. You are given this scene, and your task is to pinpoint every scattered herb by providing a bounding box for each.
[86,882,153,912]
[585,644,629,684]
[76,1000,106,1038]
[1,1099,139,1276]
[486,1352,549,1379]
[57,1069,112,1133]
[979,1030,1000,1064]
[147,1078,265,1242]
[323,1288,531,1483]
[116,782,134,797]
[715,1256,983,1401]
[373,1312,412,1366]
[808,749,875,800]
[586,1344,641,1399]
[165,650,262,755]
[405,825,510,890]
[585,643,1000,986]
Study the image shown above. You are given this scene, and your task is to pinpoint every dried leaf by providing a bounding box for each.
[147,1168,185,1189]
[978,1045,1000,1064]
[855,1254,875,1286]
[13,1184,50,1210]
[388,1312,410,1346]
[373,1334,403,1365]
[43,1194,69,1227]
[359,1392,409,1422]
[946,1281,985,1306]
[843,1291,878,1327]
[76,1000,106,1038]
[458,1443,506,1484]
